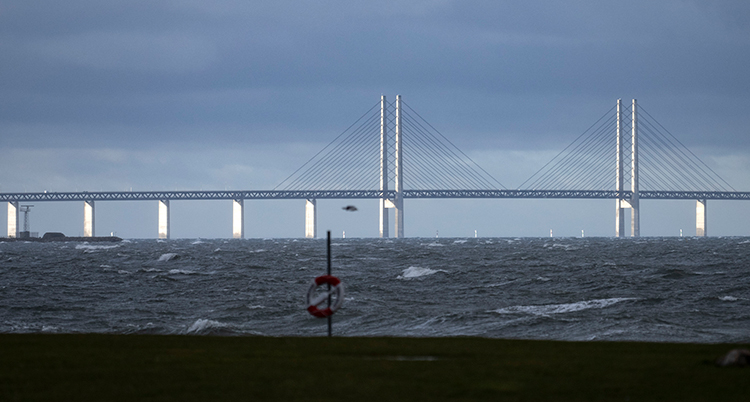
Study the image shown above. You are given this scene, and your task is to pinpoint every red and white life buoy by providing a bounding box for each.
[306,275,344,318]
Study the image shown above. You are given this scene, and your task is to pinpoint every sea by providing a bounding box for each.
[1,237,749,343]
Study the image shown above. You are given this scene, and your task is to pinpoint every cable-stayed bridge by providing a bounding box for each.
[3,96,749,239]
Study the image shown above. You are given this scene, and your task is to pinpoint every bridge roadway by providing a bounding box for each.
[2,189,750,202]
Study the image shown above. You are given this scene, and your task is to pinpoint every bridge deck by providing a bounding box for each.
[2,190,749,202]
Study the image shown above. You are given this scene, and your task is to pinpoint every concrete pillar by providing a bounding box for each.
[615,99,625,237]
[394,94,404,238]
[84,200,95,237]
[305,199,316,239]
[7,201,19,238]
[158,199,170,239]
[233,199,244,239]
[696,199,707,237]
[379,95,389,238]
[631,99,640,237]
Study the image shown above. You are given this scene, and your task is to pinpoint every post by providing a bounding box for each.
[631,99,640,237]
[394,95,404,238]
[84,200,95,237]
[696,199,707,236]
[7,201,19,238]
[379,95,389,238]
[326,230,332,337]
[615,99,625,237]
[305,199,317,239]
[233,199,244,239]
[158,199,170,239]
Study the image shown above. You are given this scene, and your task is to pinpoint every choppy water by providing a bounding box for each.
[1,237,749,342]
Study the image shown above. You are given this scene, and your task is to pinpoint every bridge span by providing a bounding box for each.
[4,189,748,239]
[3,97,748,239]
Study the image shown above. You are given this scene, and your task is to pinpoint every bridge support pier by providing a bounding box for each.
[7,201,19,238]
[696,199,707,236]
[305,199,316,238]
[84,200,95,237]
[233,199,244,239]
[158,200,170,239]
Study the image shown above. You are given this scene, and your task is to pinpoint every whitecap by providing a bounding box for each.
[76,243,119,252]
[169,269,197,275]
[398,266,446,279]
[139,268,162,273]
[453,240,468,244]
[492,298,636,316]
[719,296,739,301]
[191,240,204,245]
[186,318,229,334]
[157,253,179,261]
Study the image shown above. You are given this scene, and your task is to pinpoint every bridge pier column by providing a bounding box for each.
[233,199,244,239]
[305,199,316,238]
[616,200,625,237]
[158,200,170,239]
[696,199,707,236]
[630,197,640,237]
[7,201,19,238]
[84,200,95,237]
[394,198,404,238]
[379,199,389,238]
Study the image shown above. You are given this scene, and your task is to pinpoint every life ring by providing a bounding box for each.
[306,275,344,318]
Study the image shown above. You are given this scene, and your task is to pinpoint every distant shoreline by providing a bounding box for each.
[0,236,122,242]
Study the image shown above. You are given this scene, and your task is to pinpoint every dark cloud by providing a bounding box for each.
[1,1,749,173]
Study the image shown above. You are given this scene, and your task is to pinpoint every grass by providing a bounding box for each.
[0,334,747,401]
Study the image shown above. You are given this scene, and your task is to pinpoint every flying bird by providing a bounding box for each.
[342,205,358,212]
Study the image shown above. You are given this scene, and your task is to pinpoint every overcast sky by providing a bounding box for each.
[2,1,750,238]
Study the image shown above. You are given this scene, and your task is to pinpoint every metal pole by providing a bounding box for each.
[327,230,332,337]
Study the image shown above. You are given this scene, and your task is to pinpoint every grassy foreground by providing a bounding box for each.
[0,334,747,401]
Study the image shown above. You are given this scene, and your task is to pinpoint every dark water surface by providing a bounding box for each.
[1,237,749,342]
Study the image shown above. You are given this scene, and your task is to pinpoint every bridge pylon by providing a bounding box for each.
[378,94,404,238]
[615,99,640,237]
[379,95,389,238]
[394,95,404,238]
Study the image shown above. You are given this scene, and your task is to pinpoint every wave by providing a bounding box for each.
[492,298,636,316]
[157,253,179,261]
[398,266,447,279]
[168,269,199,275]
[75,244,120,252]
[185,318,231,335]
[544,243,580,251]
